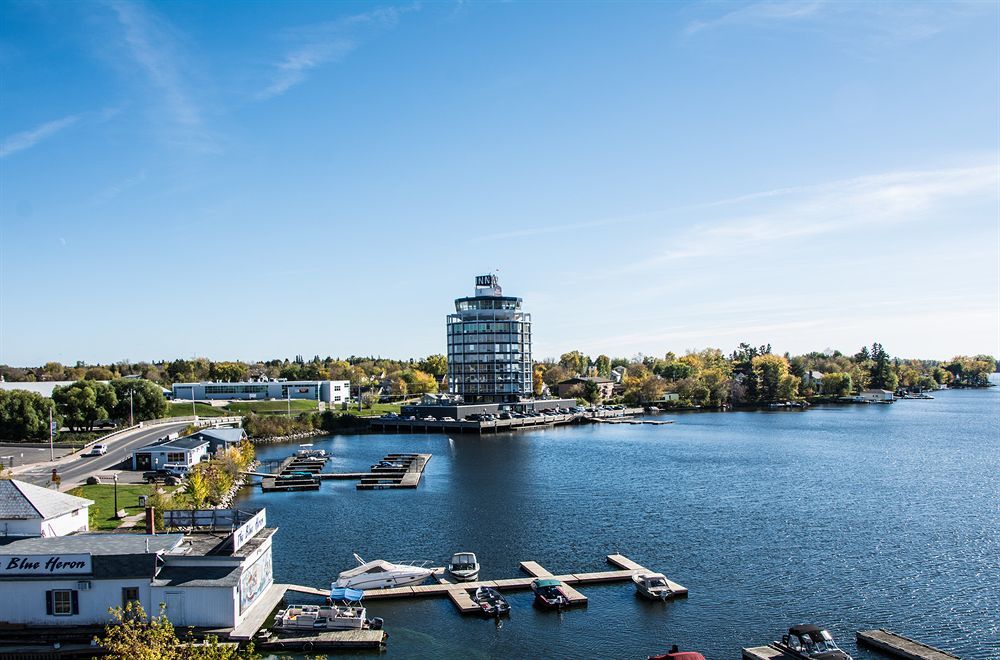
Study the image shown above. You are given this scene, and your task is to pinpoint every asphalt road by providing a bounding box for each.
[14,421,192,490]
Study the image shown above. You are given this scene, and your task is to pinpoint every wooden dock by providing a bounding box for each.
[286,554,685,615]
[355,453,431,489]
[259,455,326,492]
[592,418,674,425]
[856,629,959,660]
[256,629,387,651]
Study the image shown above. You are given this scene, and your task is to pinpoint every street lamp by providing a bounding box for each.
[113,473,120,519]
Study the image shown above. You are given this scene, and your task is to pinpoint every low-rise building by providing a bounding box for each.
[183,427,248,454]
[171,379,349,404]
[0,508,277,633]
[859,389,894,403]
[0,480,93,538]
[555,377,614,400]
[131,436,210,471]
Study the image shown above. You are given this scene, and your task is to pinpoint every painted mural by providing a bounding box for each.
[238,551,272,614]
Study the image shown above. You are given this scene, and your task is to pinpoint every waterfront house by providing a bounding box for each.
[0,507,277,634]
[0,480,93,537]
[802,370,825,392]
[858,389,894,403]
[555,377,615,400]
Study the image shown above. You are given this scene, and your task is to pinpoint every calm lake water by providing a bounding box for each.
[238,382,1000,659]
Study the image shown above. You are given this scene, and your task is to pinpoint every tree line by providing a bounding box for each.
[535,344,996,407]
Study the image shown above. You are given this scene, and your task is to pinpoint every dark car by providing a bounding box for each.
[142,470,179,485]
[774,625,853,660]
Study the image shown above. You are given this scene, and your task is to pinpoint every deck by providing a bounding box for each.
[742,646,796,660]
[856,629,960,660]
[255,629,387,651]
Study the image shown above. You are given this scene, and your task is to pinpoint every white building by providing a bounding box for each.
[0,480,93,538]
[859,389,894,403]
[131,436,210,471]
[171,379,349,404]
[0,508,278,634]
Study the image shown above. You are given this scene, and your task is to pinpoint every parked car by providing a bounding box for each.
[142,470,179,485]
[162,463,190,478]
[84,444,108,457]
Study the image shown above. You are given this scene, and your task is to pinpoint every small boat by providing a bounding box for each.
[648,646,705,660]
[633,572,674,601]
[447,551,480,581]
[334,553,434,590]
[273,603,383,632]
[296,444,327,458]
[471,586,510,617]
[774,625,854,660]
[531,578,570,610]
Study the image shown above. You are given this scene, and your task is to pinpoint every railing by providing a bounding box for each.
[80,415,244,450]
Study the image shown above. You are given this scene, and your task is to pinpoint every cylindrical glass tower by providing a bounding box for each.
[446,275,533,403]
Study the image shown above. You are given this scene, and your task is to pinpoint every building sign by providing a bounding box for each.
[238,551,272,614]
[0,554,91,576]
[232,509,267,553]
[476,274,496,287]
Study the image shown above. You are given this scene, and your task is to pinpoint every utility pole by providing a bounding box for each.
[49,407,54,462]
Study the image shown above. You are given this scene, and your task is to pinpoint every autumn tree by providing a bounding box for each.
[417,355,448,378]
[822,372,853,397]
[751,354,791,403]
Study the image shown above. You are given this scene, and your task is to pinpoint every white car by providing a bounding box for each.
[85,444,108,456]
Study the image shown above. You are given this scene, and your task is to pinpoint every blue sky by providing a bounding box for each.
[1,1,997,366]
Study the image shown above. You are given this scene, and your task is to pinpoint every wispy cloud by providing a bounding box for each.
[257,5,417,101]
[686,1,825,35]
[631,162,999,271]
[106,0,216,151]
[93,169,148,205]
[0,115,80,159]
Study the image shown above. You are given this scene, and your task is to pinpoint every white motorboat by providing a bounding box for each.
[632,572,674,601]
[296,444,327,458]
[447,551,480,581]
[335,553,434,590]
[273,604,382,632]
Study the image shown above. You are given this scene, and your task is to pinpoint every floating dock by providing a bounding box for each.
[591,418,674,425]
[255,629,387,652]
[355,453,431,490]
[259,455,327,492]
[856,629,959,660]
[285,554,686,615]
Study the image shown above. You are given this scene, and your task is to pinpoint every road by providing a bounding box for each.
[13,421,193,491]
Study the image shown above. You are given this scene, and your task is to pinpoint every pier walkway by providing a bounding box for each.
[285,554,686,614]
[856,629,959,660]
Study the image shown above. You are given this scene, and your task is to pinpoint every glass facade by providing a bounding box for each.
[447,275,532,403]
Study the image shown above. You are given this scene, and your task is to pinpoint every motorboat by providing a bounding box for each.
[633,572,674,601]
[647,646,705,660]
[447,551,480,581]
[531,578,570,610]
[773,625,853,660]
[273,603,383,632]
[334,553,434,590]
[296,444,327,458]
[471,586,510,617]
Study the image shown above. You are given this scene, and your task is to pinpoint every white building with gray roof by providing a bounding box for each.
[0,480,93,537]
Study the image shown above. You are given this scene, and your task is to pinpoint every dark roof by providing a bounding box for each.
[0,533,183,555]
[152,564,241,588]
[93,554,159,580]
[557,376,613,385]
[789,624,824,635]
[0,480,93,520]
[134,437,209,453]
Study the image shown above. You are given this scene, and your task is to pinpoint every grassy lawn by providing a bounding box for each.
[68,484,180,531]
[334,402,401,417]
[227,399,318,414]
[166,402,228,417]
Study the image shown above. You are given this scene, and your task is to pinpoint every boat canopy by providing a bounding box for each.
[533,578,562,588]
[329,587,364,602]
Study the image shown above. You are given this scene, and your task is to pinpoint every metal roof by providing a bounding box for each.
[0,480,93,520]
[134,436,209,453]
[192,428,246,442]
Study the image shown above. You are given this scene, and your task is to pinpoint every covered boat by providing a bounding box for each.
[531,578,570,610]
[648,646,705,660]
[335,553,434,590]
[447,551,480,581]
[633,572,674,601]
[774,625,853,660]
[471,586,510,617]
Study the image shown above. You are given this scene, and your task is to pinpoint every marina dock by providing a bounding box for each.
[255,453,432,492]
[743,647,796,660]
[285,554,686,615]
[368,408,650,434]
[856,629,959,660]
[255,629,388,652]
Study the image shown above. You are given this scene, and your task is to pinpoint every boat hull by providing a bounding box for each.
[335,571,433,590]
